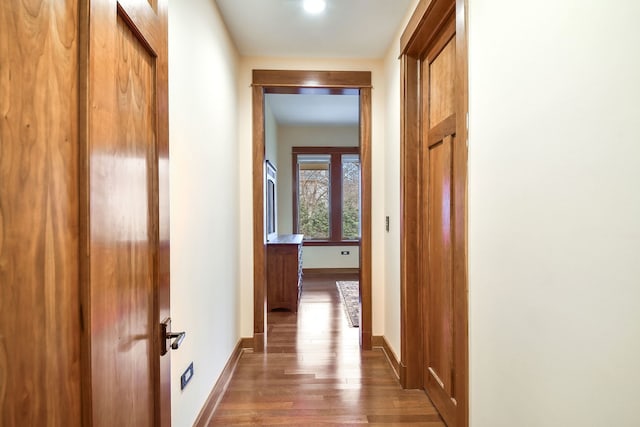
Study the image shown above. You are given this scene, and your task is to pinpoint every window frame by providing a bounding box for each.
[292,146,360,246]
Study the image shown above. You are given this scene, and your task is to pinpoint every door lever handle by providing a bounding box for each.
[160,318,185,355]
[167,331,185,350]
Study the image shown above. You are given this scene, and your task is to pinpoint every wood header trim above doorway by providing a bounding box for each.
[400,0,455,57]
[252,70,372,88]
[264,87,360,96]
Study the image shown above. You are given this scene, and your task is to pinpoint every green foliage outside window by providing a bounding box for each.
[342,160,360,240]
[296,152,360,241]
[298,168,330,239]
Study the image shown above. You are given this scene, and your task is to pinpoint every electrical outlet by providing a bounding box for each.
[181,362,194,390]
[341,250,350,255]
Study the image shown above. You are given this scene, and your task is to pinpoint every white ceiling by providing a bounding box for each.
[215,0,413,58]
[216,0,413,125]
[266,93,359,126]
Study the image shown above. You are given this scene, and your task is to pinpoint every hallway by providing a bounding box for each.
[208,274,445,425]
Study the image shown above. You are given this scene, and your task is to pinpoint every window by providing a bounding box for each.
[296,154,331,240]
[341,154,360,240]
[293,147,360,244]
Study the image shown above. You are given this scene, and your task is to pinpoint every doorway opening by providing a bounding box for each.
[252,70,373,351]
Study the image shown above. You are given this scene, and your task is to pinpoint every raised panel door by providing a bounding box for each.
[421,27,461,427]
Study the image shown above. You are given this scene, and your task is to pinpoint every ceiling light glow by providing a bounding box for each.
[303,0,326,14]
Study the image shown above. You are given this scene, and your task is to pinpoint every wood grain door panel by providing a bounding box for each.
[85,0,169,425]
[426,138,454,395]
[424,136,457,426]
[90,14,157,426]
[0,0,82,425]
[422,32,459,427]
[429,40,456,126]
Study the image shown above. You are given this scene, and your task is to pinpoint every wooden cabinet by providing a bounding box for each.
[267,234,303,312]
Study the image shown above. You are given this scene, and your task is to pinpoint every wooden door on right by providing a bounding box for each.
[420,15,462,427]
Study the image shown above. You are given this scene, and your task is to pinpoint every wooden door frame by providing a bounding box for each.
[399,0,468,426]
[252,70,373,350]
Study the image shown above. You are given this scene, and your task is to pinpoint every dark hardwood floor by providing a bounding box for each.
[208,273,445,426]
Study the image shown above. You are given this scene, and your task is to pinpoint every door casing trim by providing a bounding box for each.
[251,69,373,350]
[399,0,469,426]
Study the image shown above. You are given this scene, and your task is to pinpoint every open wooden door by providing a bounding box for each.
[1,1,82,425]
[82,0,171,425]
[400,0,468,426]
[421,25,460,425]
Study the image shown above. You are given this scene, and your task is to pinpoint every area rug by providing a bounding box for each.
[336,281,360,328]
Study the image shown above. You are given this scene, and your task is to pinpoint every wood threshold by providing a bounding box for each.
[372,336,400,380]
[193,338,249,427]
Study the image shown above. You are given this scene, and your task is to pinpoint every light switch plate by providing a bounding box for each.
[181,362,194,390]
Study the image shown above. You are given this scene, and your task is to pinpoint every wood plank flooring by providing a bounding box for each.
[208,273,445,426]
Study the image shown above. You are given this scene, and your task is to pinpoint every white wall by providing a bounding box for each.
[237,57,387,338]
[301,246,360,269]
[381,0,420,362]
[168,0,240,425]
[264,102,278,167]
[276,124,359,269]
[468,1,640,426]
[168,1,640,424]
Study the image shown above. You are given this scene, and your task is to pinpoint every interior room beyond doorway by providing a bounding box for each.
[264,91,361,271]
